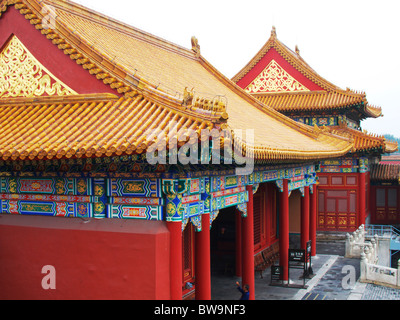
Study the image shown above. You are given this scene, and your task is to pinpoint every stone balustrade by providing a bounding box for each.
[360,252,400,288]
[346,224,400,288]
[345,225,366,258]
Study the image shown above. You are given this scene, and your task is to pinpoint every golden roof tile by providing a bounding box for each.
[327,125,398,154]
[255,91,367,113]
[0,93,217,161]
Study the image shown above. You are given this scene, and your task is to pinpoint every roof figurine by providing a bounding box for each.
[182,87,194,107]
[271,25,277,38]
[191,36,201,58]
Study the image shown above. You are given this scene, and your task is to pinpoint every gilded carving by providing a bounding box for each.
[0,35,76,98]
[245,60,309,93]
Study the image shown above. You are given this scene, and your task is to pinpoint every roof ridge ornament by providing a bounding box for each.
[271,26,277,38]
[191,36,201,58]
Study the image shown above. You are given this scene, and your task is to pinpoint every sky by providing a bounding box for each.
[72,0,400,138]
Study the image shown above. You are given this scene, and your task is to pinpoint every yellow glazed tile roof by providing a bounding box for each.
[0,93,216,161]
[232,27,383,120]
[255,90,378,115]
[327,125,399,154]
[0,0,354,162]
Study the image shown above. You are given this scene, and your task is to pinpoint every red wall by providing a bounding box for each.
[0,214,170,300]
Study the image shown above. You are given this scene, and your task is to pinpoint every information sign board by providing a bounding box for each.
[270,265,283,286]
[289,249,305,262]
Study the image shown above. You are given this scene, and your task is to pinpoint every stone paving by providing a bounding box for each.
[211,240,400,300]
[301,256,360,300]
[362,283,400,300]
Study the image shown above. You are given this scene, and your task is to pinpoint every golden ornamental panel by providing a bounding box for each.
[376,209,385,221]
[338,215,348,226]
[0,35,76,98]
[245,60,310,93]
[326,214,336,226]
[318,215,325,226]
[389,210,397,221]
[349,215,357,226]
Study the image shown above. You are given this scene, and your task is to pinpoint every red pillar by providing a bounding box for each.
[235,211,242,277]
[167,221,182,300]
[301,186,310,251]
[370,185,377,225]
[279,179,289,282]
[242,185,255,300]
[359,172,366,227]
[265,184,272,247]
[310,186,317,257]
[195,213,211,300]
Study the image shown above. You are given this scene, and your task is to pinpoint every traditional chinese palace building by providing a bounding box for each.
[0,0,383,300]
[233,27,397,233]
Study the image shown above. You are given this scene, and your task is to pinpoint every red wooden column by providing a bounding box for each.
[167,221,183,300]
[195,213,211,300]
[279,179,289,282]
[265,184,272,247]
[242,185,255,300]
[309,185,318,257]
[359,172,366,227]
[235,211,242,277]
[301,186,310,250]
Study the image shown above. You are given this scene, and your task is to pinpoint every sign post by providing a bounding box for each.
[305,240,314,277]
[270,265,283,286]
[288,248,308,288]
[271,241,314,289]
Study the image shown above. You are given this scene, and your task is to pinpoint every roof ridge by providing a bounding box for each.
[43,0,195,59]
[0,93,119,106]
[253,89,364,98]
[232,26,364,95]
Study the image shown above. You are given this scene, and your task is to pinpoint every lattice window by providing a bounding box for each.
[253,193,262,246]
[388,189,397,208]
[376,189,385,207]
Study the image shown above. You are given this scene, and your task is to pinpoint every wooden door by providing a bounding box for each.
[375,187,399,224]
[318,189,357,231]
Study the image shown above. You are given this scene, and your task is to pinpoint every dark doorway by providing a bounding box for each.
[210,206,237,276]
[391,251,400,269]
